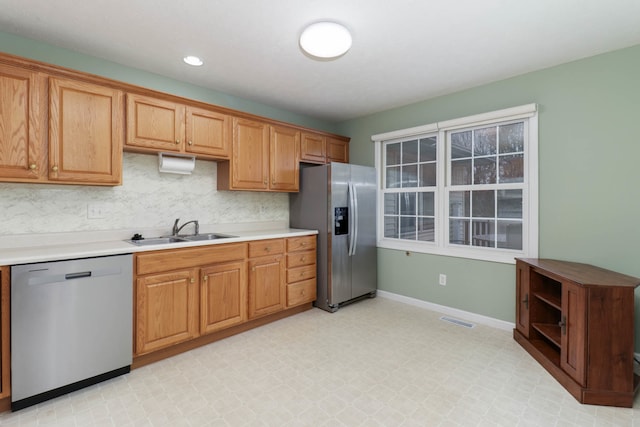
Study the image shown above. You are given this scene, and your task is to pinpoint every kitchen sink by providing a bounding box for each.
[125,236,189,246]
[180,233,236,241]
[125,233,236,246]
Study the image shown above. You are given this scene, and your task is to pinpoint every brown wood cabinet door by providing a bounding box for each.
[300,132,326,164]
[560,280,586,386]
[201,261,247,334]
[515,261,530,337]
[270,125,299,191]
[126,93,184,152]
[248,255,285,319]
[0,64,44,181]
[326,137,349,163]
[0,266,10,398]
[185,106,230,158]
[232,117,269,190]
[49,77,123,184]
[135,269,199,355]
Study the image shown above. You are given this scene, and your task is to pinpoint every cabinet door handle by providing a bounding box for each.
[203,275,208,282]
[29,163,37,170]
[522,294,529,310]
[188,140,193,145]
[175,139,180,145]
[558,316,567,335]
[190,277,195,284]
[52,165,59,172]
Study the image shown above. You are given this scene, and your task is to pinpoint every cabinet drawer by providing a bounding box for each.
[286,249,316,268]
[286,235,316,252]
[136,243,247,275]
[248,239,284,258]
[287,264,316,284]
[287,279,316,307]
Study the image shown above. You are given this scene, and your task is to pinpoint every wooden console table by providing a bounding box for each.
[514,258,640,407]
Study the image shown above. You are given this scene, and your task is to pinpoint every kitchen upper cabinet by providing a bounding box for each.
[0,266,9,399]
[270,124,300,191]
[218,118,299,192]
[327,136,349,163]
[200,260,247,334]
[248,239,286,318]
[300,132,350,164]
[300,132,326,164]
[126,93,230,159]
[135,268,199,355]
[49,77,123,185]
[0,64,45,182]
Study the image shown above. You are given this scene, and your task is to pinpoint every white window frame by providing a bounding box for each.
[372,104,538,264]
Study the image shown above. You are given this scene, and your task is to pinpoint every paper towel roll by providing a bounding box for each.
[158,153,196,175]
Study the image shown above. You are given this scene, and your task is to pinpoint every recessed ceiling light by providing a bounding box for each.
[183,56,203,66]
[299,21,352,60]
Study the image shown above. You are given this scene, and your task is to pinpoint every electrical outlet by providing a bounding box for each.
[87,203,106,219]
[439,274,447,286]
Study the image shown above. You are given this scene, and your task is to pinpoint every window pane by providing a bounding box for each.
[386,166,401,188]
[497,190,522,219]
[451,131,472,159]
[472,190,495,218]
[400,217,416,239]
[473,157,496,184]
[499,122,524,153]
[418,192,435,216]
[384,216,399,238]
[497,220,523,250]
[384,193,398,215]
[449,219,470,245]
[403,140,418,164]
[420,137,437,162]
[499,154,524,183]
[386,143,401,165]
[402,164,417,187]
[400,192,416,215]
[418,218,435,242]
[474,127,497,156]
[451,159,471,185]
[419,163,436,187]
[449,191,470,217]
[472,220,495,247]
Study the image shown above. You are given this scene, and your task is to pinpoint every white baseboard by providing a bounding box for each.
[376,290,515,332]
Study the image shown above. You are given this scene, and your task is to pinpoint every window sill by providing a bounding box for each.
[377,239,524,264]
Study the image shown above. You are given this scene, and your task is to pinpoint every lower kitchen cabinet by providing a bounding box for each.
[0,266,9,399]
[200,261,247,334]
[248,240,286,319]
[285,236,317,307]
[135,268,199,355]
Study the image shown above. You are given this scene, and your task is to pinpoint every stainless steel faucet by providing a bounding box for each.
[172,218,199,236]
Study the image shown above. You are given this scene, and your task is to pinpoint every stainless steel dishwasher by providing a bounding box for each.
[11,254,133,411]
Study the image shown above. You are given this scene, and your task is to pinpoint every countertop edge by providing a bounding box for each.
[0,228,318,266]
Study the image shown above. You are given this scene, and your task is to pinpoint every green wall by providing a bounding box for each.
[337,44,640,346]
[0,31,338,133]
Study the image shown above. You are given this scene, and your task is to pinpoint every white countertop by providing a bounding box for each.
[0,221,318,265]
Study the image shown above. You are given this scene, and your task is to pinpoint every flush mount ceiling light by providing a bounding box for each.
[183,55,203,66]
[299,21,352,60]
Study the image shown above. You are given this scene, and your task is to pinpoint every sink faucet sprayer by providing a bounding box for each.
[172,218,199,236]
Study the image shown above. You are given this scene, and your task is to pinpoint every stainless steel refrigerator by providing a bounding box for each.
[290,162,377,312]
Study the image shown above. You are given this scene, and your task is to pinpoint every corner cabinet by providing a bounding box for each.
[217,118,300,192]
[513,258,640,407]
[49,77,123,185]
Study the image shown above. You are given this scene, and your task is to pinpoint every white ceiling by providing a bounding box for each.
[1,0,639,122]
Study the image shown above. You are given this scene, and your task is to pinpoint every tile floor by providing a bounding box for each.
[1,297,640,426]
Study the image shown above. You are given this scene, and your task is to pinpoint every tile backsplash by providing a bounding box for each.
[0,153,289,235]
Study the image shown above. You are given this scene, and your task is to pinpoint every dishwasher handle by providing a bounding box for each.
[65,271,92,280]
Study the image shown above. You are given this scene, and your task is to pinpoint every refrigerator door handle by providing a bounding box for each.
[348,182,356,256]
[352,183,359,256]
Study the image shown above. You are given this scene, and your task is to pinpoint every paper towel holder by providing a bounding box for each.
[158,152,196,175]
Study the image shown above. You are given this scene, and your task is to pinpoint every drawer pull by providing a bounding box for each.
[301,256,306,262]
